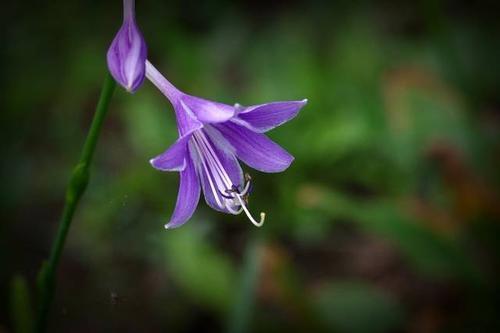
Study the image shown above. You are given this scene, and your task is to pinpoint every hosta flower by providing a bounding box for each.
[146,61,307,228]
[107,0,147,93]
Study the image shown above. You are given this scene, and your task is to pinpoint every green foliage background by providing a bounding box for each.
[1,1,500,332]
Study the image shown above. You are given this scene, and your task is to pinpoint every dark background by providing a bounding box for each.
[1,1,500,332]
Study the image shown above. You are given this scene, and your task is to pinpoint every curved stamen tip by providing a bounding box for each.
[255,212,266,227]
[246,210,266,228]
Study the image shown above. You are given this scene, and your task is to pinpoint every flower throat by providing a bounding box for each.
[190,129,265,227]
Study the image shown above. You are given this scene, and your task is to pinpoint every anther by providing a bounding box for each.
[219,191,234,200]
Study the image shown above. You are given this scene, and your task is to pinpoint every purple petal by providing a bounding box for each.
[233,99,307,133]
[107,15,147,93]
[180,95,235,124]
[173,100,204,137]
[196,164,230,213]
[165,157,201,229]
[198,171,226,213]
[214,122,294,173]
[150,135,190,171]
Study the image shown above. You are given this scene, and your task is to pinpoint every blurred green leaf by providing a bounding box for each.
[10,275,34,333]
[226,237,263,333]
[123,89,179,156]
[163,223,237,312]
[314,281,404,333]
[315,188,482,283]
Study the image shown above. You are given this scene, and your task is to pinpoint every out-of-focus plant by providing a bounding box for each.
[10,275,34,333]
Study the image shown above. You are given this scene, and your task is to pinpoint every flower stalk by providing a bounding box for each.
[36,74,116,332]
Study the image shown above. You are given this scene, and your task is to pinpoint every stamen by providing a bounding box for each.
[190,138,225,209]
[218,189,234,200]
[191,129,266,226]
[226,203,243,215]
[196,131,233,188]
[239,178,252,196]
[235,194,265,227]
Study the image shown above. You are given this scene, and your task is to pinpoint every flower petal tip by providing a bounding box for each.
[272,152,295,172]
[279,155,295,172]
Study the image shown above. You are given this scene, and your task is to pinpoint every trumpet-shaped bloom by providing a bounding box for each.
[107,0,147,93]
[146,61,307,228]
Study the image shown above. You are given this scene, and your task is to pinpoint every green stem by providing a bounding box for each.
[35,74,116,332]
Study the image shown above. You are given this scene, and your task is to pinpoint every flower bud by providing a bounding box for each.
[106,0,147,93]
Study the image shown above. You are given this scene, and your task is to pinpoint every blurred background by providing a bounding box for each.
[1,0,500,332]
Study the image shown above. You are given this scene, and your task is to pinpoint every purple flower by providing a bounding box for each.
[146,61,307,229]
[107,0,147,93]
